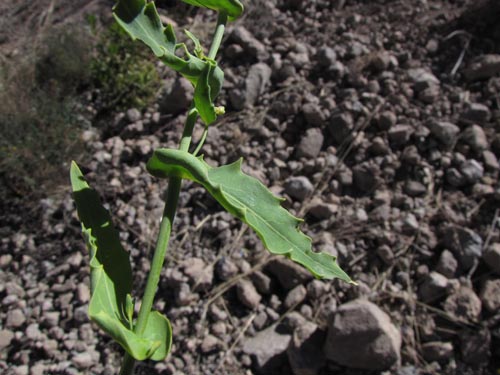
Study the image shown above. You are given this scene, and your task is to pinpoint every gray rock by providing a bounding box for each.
[160,77,193,115]
[328,112,353,144]
[324,299,401,370]
[353,164,379,193]
[483,243,500,274]
[126,108,141,123]
[6,309,25,328]
[307,197,337,220]
[296,128,324,159]
[404,180,426,197]
[200,334,220,353]
[287,321,326,375]
[284,176,314,201]
[483,150,500,170]
[302,104,325,126]
[25,323,42,341]
[435,250,458,278]
[242,324,291,373]
[443,286,481,321]
[461,103,491,124]
[12,366,29,375]
[388,124,413,145]
[284,285,307,309]
[229,26,268,61]
[446,168,465,187]
[267,258,313,290]
[236,279,261,309]
[480,279,500,313]
[377,111,397,130]
[72,352,93,369]
[76,283,90,304]
[0,329,14,350]
[377,245,394,264]
[407,68,440,89]
[462,125,488,151]
[231,63,272,110]
[251,271,272,295]
[464,54,500,81]
[315,46,337,68]
[460,329,491,365]
[419,271,449,302]
[215,257,238,281]
[443,226,483,269]
[181,258,213,290]
[426,120,460,145]
[421,341,454,362]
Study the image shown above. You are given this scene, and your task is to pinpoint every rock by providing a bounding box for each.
[443,226,483,269]
[242,324,291,373]
[377,245,394,264]
[181,258,213,290]
[296,128,324,159]
[421,341,454,362]
[324,299,401,370]
[483,150,500,170]
[302,104,325,126]
[251,271,272,295]
[6,309,25,328]
[388,124,414,146]
[407,68,440,90]
[231,63,272,110]
[483,243,500,274]
[229,26,268,61]
[160,77,193,114]
[403,180,426,197]
[460,329,491,365]
[426,120,460,145]
[0,329,14,350]
[435,250,458,278]
[328,112,353,144]
[284,176,314,201]
[215,257,238,281]
[267,258,313,290]
[236,279,261,309]
[284,285,307,309]
[315,46,337,68]
[200,334,220,353]
[464,54,500,81]
[462,125,488,151]
[73,352,93,369]
[353,164,379,193]
[480,279,500,313]
[76,283,90,304]
[418,272,449,303]
[460,159,484,184]
[377,111,397,130]
[443,286,482,321]
[30,364,47,375]
[126,108,141,123]
[371,51,392,71]
[307,197,337,220]
[12,366,28,375]
[287,321,326,375]
[25,323,42,341]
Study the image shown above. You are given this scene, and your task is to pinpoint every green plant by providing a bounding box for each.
[70,1,355,374]
[90,22,161,112]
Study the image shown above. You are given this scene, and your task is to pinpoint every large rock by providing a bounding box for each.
[229,26,268,61]
[442,226,483,269]
[296,128,324,159]
[287,321,326,375]
[266,258,313,290]
[230,63,272,110]
[242,324,291,373]
[324,299,401,370]
[464,54,500,81]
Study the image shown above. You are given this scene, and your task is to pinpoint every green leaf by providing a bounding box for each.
[113,0,224,124]
[194,61,218,124]
[181,0,243,20]
[146,151,355,283]
[70,161,172,361]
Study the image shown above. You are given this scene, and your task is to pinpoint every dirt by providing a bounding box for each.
[0,0,499,374]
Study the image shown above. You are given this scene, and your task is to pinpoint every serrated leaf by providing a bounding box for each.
[113,0,224,124]
[146,151,354,283]
[181,0,243,21]
[70,161,172,361]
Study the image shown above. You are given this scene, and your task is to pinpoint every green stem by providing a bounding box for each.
[193,126,208,156]
[118,10,228,375]
[208,12,228,60]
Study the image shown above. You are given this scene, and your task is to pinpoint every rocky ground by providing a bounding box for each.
[1,0,500,374]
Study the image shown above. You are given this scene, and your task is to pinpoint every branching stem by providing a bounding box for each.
[119,11,228,375]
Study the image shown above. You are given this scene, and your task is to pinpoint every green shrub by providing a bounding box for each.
[89,23,161,113]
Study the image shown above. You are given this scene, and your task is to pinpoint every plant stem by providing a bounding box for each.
[193,126,208,156]
[118,10,228,375]
[208,12,228,60]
